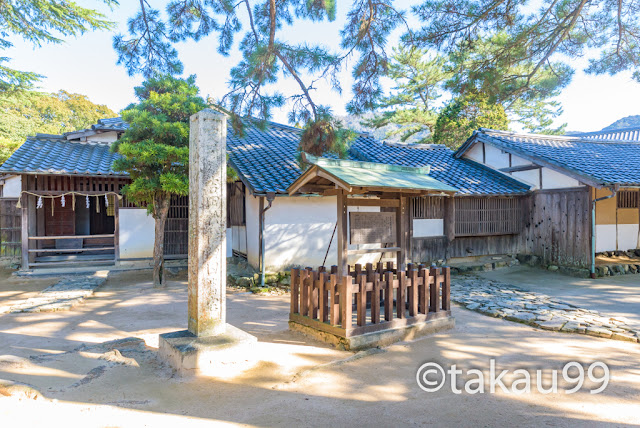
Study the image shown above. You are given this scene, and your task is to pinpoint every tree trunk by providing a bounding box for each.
[153,195,171,287]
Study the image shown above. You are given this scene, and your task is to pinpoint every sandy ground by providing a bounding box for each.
[1,267,640,427]
[479,266,640,325]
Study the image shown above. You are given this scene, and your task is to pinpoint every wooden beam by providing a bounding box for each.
[346,198,399,207]
[347,246,401,255]
[336,190,348,276]
[499,164,541,173]
[444,197,455,242]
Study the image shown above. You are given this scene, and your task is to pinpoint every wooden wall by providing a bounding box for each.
[0,198,21,257]
[411,188,593,268]
[521,187,591,268]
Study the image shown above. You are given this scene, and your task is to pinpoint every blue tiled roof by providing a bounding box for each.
[227,121,378,194]
[462,129,640,187]
[0,137,124,176]
[575,126,640,142]
[351,140,531,195]
[92,117,129,132]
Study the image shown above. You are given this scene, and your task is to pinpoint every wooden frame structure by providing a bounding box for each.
[287,154,456,347]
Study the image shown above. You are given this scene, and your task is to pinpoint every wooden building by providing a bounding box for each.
[0,119,188,269]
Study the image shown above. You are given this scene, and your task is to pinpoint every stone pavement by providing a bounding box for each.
[0,275,106,314]
[452,276,640,343]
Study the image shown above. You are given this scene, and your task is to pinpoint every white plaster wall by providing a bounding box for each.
[243,196,387,271]
[484,144,510,169]
[541,167,582,189]
[87,131,119,143]
[511,170,540,188]
[413,219,444,237]
[595,225,617,252]
[2,175,22,198]
[618,224,640,250]
[119,208,155,259]
[465,143,484,163]
[511,154,531,167]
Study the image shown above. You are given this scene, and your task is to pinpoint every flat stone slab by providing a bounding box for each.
[159,325,257,377]
[0,275,107,314]
[452,275,639,344]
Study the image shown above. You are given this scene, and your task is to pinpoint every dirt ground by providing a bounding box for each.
[1,267,640,427]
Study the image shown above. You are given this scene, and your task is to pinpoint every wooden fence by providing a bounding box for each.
[0,198,21,258]
[290,263,451,338]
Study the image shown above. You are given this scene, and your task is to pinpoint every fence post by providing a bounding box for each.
[430,266,440,313]
[397,270,406,319]
[385,271,393,321]
[371,275,380,324]
[442,267,451,311]
[291,268,299,314]
[418,265,427,314]
[300,269,308,316]
[341,276,352,330]
[330,272,340,326]
[357,274,367,326]
[409,265,418,316]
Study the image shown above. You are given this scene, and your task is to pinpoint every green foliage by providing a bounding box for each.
[111,75,208,217]
[299,114,356,160]
[0,0,117,89]
[445,33,570,133]
[363,46,449,143]
[0,90,115,164]
[433,93,509,149]
[411,0,640,123]
[116,0,408,143]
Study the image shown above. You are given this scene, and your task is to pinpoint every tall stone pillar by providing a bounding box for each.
[159,109,256,377]
[188,109,227,336]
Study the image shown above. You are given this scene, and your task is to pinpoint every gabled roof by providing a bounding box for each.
[455,128,640,187]
[288,153,457,195]
[351,139,531,196]
[92,117,129,132]
[0,136,125,177]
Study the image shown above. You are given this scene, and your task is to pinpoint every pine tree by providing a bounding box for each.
[112,75,208,287]
[1,1,117,89]
[114,0,409,155]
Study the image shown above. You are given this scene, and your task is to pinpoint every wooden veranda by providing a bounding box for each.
[286,154,458,349]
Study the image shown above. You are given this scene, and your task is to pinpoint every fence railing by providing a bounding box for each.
[26,234,117,268]
[290,263,451,338]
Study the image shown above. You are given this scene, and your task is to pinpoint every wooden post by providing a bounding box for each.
[397,270,406,319]
[20,176,29,270]
[357,274,366,326]
[430,266,440,313]
[396,195,408,270]
[442,267,451,311]
[341,276,352,330]
[384,271,393,321]
[336,190,348,277]
[371,275,380,323]
[444,196,455,261]
[290,268,299,314]
[113,195,120,265]
[330,270,340,326]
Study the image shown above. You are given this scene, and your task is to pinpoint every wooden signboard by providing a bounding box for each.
[349,212,396,245]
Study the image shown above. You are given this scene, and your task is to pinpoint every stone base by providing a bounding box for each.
[289,316,455,351]
[158,325,257,377]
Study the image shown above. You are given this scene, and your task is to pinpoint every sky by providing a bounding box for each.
[5,0,640,133]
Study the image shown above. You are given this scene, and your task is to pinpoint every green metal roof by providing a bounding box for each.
[302,153,458,193]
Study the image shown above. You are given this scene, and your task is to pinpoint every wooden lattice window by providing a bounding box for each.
[455,197,522,236]
[412,196,445,219]
[618,190,639,209]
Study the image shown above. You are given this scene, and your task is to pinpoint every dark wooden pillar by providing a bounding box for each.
[396,195,408,270]
[444,196,455,242]
[336,190,348,276]
[20,176,28,270]
[114,195,120,265]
